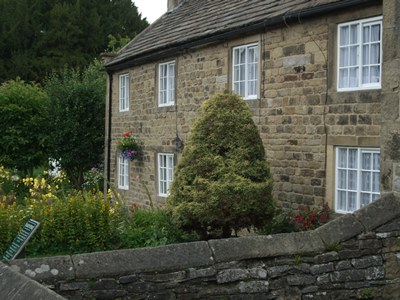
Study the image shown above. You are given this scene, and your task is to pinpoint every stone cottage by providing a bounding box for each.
[104,0,400,214]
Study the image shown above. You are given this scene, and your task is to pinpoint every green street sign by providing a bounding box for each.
[1,219,40,260]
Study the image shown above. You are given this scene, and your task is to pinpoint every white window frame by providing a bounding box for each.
[118,156,129,190]
[337,16,382,91]
[158,61,175,107]
[119,74,129,112]
[232,43,259,100]
[158,153,174,197]
[335,147,380,214]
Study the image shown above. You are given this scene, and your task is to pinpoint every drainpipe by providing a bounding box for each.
[106,72,113,188]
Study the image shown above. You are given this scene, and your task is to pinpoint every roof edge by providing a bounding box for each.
[105,0,379,72]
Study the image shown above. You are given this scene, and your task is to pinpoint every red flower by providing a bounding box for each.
[122,132,131,137]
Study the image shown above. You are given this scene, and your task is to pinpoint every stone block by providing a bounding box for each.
[73,241,213,279]
[310,263,334,275]
[237,280,269,293]
[354,193,400,231]
[208,231,324,263]
[0,262,66,300]
[351,256,383,269]
[365,266,385,280]
[283,53,312,67]
[8,255,75,283]
[330,269,366,282]
[315,214,364,246]
[216,269,249,284]
[287,274,316,286]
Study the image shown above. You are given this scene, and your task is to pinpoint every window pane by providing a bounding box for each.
[370,66,380,83]
[372,172,380,192]
[363,26,370,43]
[239,48,246,63]
[348,170,357,190]
[349,67,358,87]
[340,48,348,67]
[239,82,245,97]
[340,26,349,46]
[234,48,240,65]
[338,191,346,210]
[373,153,380,170]
[338,169,347,189]
[338,148,347,168]
[339,69,348,88]
[240,64,245,81]
[363,45,369,65]
[362,66,369,84]
[362,153,372,170]
[360,193,370,207]
[350,24,358,44]
[349,46,358,66]
[348,149,357,168]
[248,47,255,63]
[370,44,380,64]
[371,24,380,42]
[348,192,357,211]
[362,171,371,191]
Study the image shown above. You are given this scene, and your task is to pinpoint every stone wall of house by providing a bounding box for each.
[381,0,400,194]
[107,3,383,210]
[5,193,400,299]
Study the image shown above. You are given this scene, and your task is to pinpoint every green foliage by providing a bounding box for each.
[0,169,197,257]
[107,34,132,53]
[45,61,106,188]
[0,0,148,83]
[25,191,126,256]
[0,79,50,176]
[358,288,375,299]
[258,209,298,235]
[325,242,344,252]
[167,93,274,239]
[260,204,331,235]
[117,132,142,161]
[120,209,197,249]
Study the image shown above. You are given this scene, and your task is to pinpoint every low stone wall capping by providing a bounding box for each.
[3,193,400,299]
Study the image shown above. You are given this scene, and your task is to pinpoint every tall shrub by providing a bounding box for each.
[0,79,50,176]
[167,93,274,239]
[45,61,105,188]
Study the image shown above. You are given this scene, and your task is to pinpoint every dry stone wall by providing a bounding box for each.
[4,193,400,299]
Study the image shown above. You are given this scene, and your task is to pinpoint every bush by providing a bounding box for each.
[0,169,197,257]
[260,204,331,235]
[120,209,197,249]
[0,172,126,257]
[0,79,50,176]
[167,93,274,239]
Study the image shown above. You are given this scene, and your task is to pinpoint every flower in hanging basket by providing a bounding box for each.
[117,132,141,161]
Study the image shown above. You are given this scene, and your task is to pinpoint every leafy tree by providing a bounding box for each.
[167,93,275,239]
[0,0,148,83]
[45,60,106,188]
[0,79,50,176]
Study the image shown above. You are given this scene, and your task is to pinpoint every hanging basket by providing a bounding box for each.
[117,132,141,161]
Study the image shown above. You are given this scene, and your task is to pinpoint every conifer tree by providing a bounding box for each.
[167,93,274,239]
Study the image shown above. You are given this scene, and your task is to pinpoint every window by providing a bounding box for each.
[119,74,129,111]
[158,153,174,196]
[335,147,380,213]
[158,61,175,106]
[232,43,259,99]
[337,16,382,91]
[118,156,129,190]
